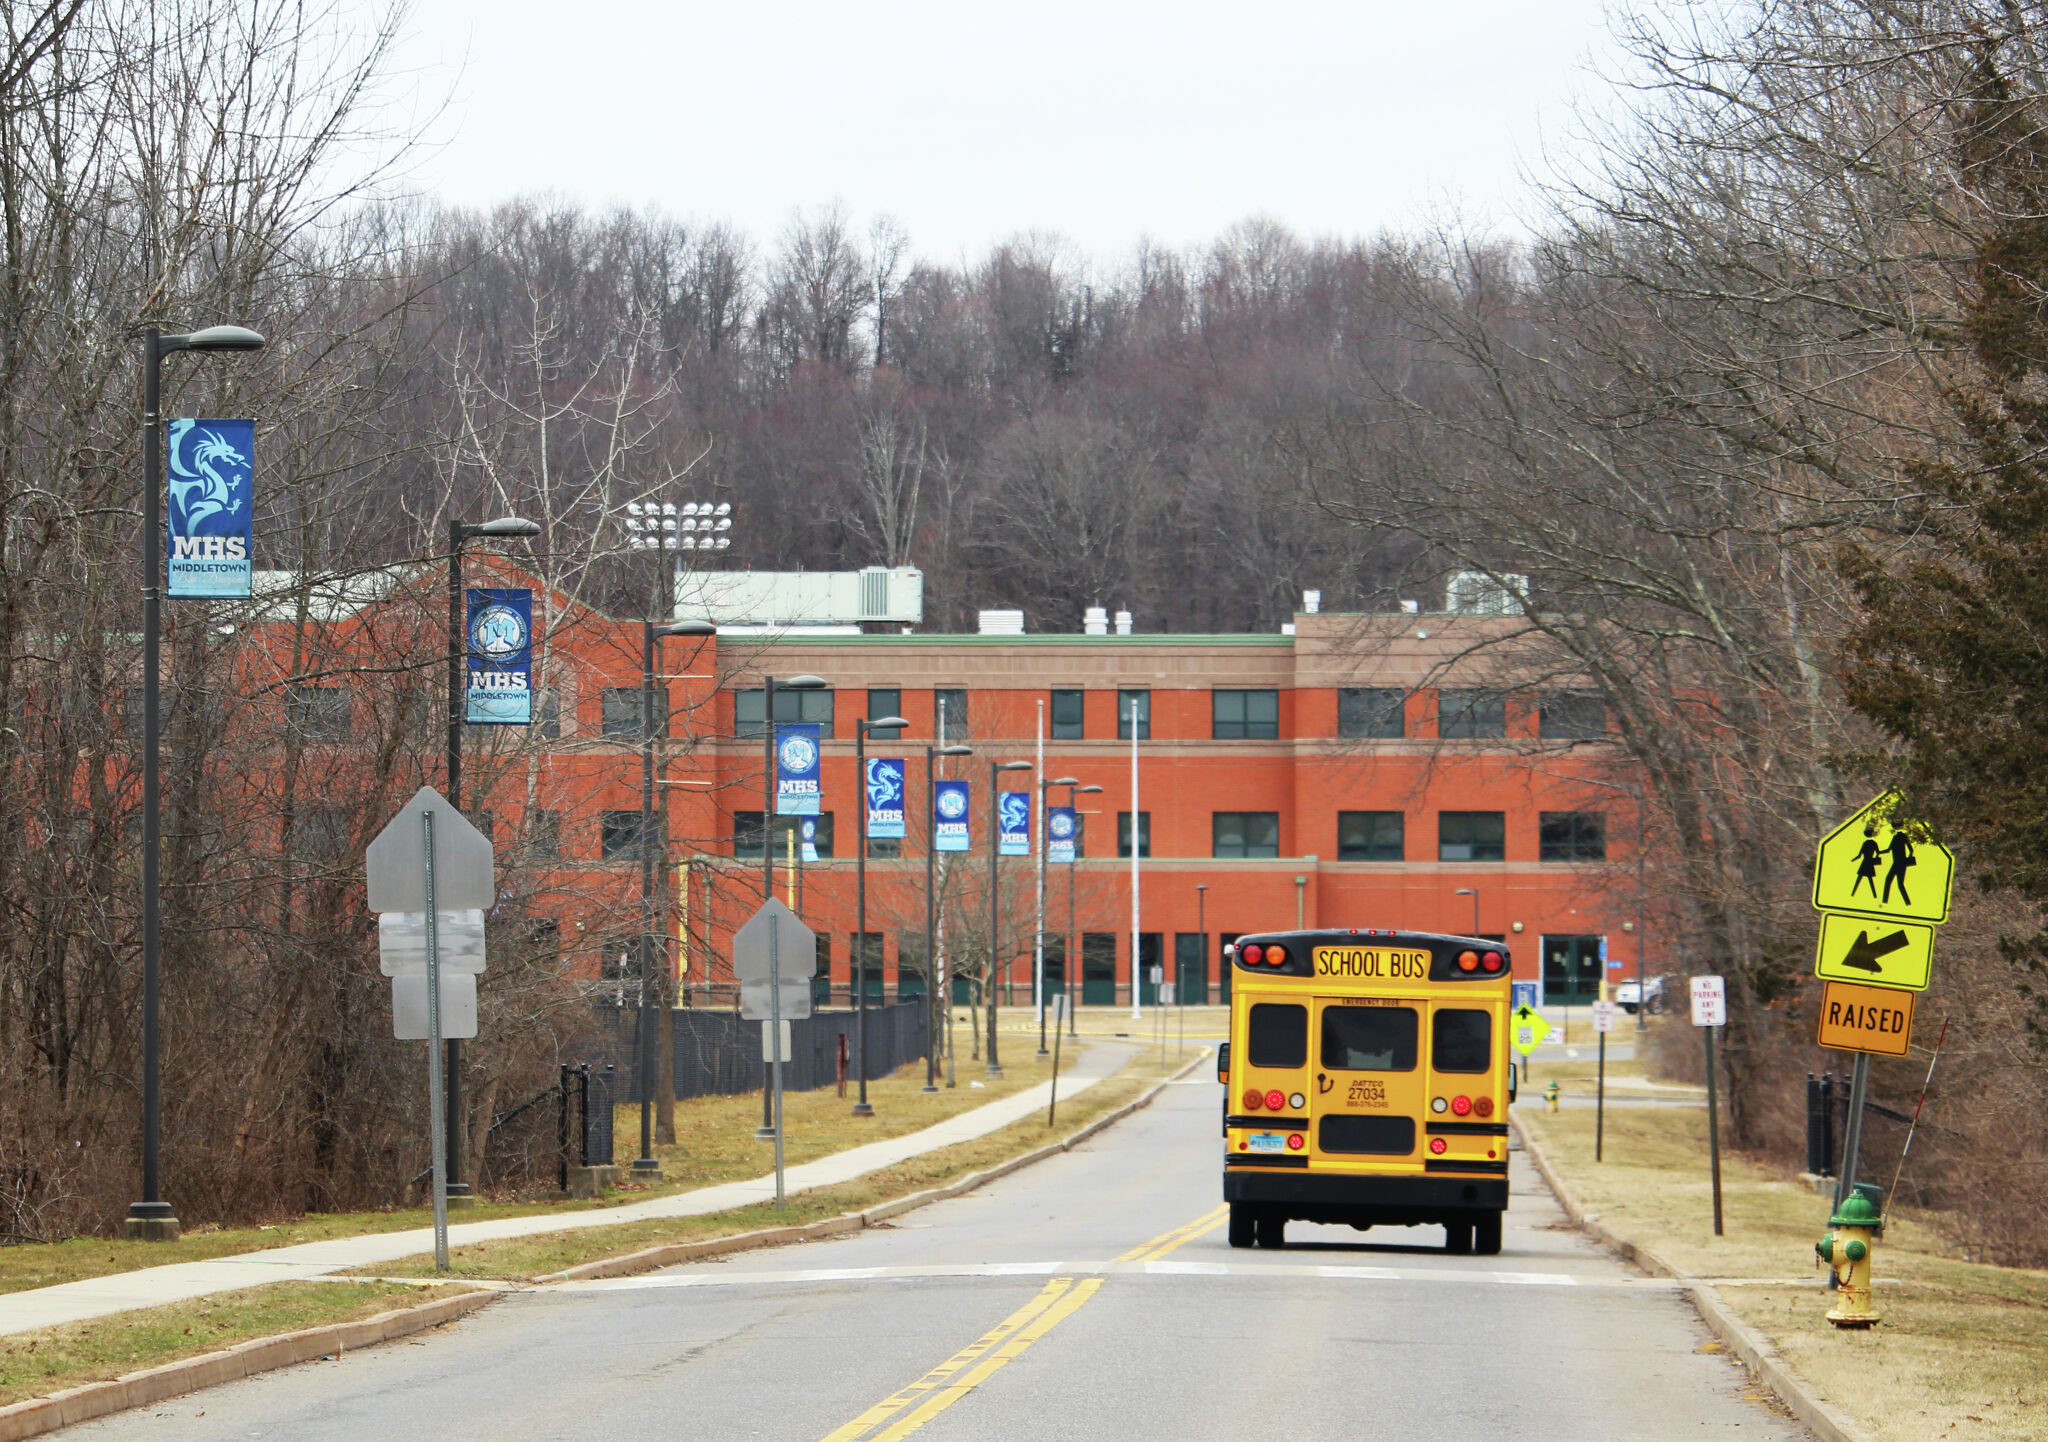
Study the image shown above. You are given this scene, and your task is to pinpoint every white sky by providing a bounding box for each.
[381,0,1622,263]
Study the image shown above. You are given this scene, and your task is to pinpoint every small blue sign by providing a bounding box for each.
[801,816,819,864]
[998,791,1030,857]
[465,588,533,724]
[1048,806,1077,864]
[166,418,254,598]
[775,723,821,816]
[934,781,970,852]
[1512,980,1541,1013]
[865,757,906,840]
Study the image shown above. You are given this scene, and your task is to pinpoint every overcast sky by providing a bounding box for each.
[382,0,1622,263]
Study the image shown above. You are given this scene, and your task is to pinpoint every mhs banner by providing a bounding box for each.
[465,589,533,724]
[1048,806,1077,864]
[865,757,906,840]
[166,418,254,598]
[933,781,970,852]
[775,723,822,815]
[998,790,1031,856]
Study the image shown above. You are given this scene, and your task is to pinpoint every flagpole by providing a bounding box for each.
[1034,698,1046,1050]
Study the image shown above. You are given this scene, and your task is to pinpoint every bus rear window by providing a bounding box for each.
[1321,1007,1417,1071]
[1432,1009,1493,1073]
[1247,1003,1307,1068]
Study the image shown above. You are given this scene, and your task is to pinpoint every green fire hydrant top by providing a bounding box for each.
[1828,1189,1883,1230]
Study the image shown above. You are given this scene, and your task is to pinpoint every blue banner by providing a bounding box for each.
[801,816,820,864]
[465,588,533,724]
[166,418,254,598]
[775,722,821,816]
[865,757,906,840]
[933,781,970,852]
[1048,806,1077,864]
[998,791,1030,857]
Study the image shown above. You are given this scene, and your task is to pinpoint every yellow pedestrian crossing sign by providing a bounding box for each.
[1813,912,1934,992]
[1811,790,1954,927]
[1511,1004,1550,1056]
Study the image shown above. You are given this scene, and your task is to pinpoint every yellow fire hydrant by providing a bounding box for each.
[1816,1186,1883,1328]
[1544,1080,1560,1112]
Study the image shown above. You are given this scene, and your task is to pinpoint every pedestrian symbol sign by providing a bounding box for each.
[1811,790,1953,926]
[1511,1004,1550,1056]
[1813,912,1934,992]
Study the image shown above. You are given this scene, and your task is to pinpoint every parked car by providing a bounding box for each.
[1614,976,1665,1015]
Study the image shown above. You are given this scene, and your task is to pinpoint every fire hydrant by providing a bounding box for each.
[1816,1186,1883,1328]
[1544,1081,1560,1112]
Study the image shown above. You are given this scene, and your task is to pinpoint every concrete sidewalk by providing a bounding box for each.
[0,1041,1136,1339]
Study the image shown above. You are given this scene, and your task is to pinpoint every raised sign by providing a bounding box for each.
[1816,980,1916,1057]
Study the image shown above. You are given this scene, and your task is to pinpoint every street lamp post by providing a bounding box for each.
[1069,785,1103,1036]
[444,514,541,1203]
[1456,887,1480,938]
[924,742,973,1092]
[986,759,1033,1078]
[1036,777,1078,1056]
[852,714,911,1116]
[756,673,825,1138]
[631,619,716,1176]
[130,323,265,1242]
[1196,883,1208,1006]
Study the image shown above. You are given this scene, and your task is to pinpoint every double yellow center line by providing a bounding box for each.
[816,1207,1227,1441]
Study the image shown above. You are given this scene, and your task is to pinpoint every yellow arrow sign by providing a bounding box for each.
[1510,1003,1550,1056]
[1811,790,1954,926]
[1813,913,1934,992]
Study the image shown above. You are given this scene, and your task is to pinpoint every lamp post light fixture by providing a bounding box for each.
[630,619,717,1176]
[443,514,542,1201]
[1069,785,1103,1036]
[852,714,911,1117]
[1035,777,1078,1057]
[756,673,826,1139]
[1455,888,1480,938]
[131,323,266,1242]
[985,759,1034,1079]
[923,742,973,1092]
[622,499,732,554]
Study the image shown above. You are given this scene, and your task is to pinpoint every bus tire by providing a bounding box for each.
[1444,1220,1474,1255]
[1474,1211,1503,1255]
[1255,1210,1286,1249]
[1227,1203,1255,1249]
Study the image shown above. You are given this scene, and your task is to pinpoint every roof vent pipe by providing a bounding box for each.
[1083,606,1109,636]
[1303,589,1321,614]
[1114,609,1133,636]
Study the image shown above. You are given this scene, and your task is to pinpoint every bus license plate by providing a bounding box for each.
[1247,1133,1287,1153]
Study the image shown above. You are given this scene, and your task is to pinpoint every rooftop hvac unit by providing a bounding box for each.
[1443,571,1529,617]
[1083,606,1109,635]
[978,609,1025,635]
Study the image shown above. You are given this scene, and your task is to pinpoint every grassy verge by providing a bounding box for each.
[1519,1098,2048,1442]
[358,1063,1164,1281]
[0,1281,472,1408]
[0,1045,1093,1299]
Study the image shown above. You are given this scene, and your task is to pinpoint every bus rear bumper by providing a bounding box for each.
[1224,1167,1507,1224]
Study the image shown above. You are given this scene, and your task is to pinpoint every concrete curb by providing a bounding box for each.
[535,1049,1211,1285]
[0,1288,494,1442]
[1511,1114,1874,1442]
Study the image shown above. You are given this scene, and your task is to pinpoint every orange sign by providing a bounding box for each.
[1815,980,1916,1057]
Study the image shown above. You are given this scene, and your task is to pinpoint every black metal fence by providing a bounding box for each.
[603,1003,928,1104]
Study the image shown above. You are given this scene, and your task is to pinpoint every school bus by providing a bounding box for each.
[1218,928,1515,1254]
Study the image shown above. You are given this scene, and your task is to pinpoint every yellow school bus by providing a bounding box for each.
[1218,928,1514,1254]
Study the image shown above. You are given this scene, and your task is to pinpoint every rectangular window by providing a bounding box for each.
[1117,811,1150,859]
[291,806,350,863]
[1117,689,1150,741]
[601,810,652,861]
[1050,688,1084,740]
[1337,687,1405,739]
[287,686,350,741]
[1432,1009,1494,1073]
[1212,811,1280,859]
[867,688,903,739]
[1438,811,1506,862]
[535,690,564,740]
[850,931,884,1001]
[1540,692,1607,740]
[1211,689,1279,740]
[934,688,968,739]
[1322,1006,1419,1071]
[743,813,835,860]
[866,835,901,859]
[1539,811,1606,862]
[1438,689,1505,739]
[1337,811,1404,862]
[1246,1002,1308,1068]
[602,687,668,739]
[530,809,561,861]
[735,687,835,738]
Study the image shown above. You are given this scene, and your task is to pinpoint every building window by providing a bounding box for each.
[934,688,968,739]
[601,809,652,861]
[1539,811,1606,862]
[1438,811,1506,862]
[735,686,835,739]
[287,686,350,741]
[1050,689,1084,740]
[1211,689,1279,740]
[1117,690,1150,741]
[738,813,835,860]
[867,688,903,739]
[850,931,885,1000]
[1117,811,1150,859]
[535,690,564,740]
[602,687,668,739]
[291,806,351,863]
[1337,811,1404,862]
[529,809,561,861]
[1437,690,1505,739]
[866,836,901,859]
[1541,692,1607,740]
[1338,687,1405,739]
[1212,811,1281,859]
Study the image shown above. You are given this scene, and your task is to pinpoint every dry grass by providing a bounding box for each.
[1521,1099,2048,1442]
[0,1281,473,1408]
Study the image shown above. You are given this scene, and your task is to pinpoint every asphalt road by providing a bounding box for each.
[67,1070,1808,1442]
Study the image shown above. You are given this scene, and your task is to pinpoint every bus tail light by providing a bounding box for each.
[1265,1089,1286,1112]
[1263,943,1289,966]
[1457,950,1478,971]
[1241,943,1264,964]
[1286,1133,1305,1151]
[1242,1089,1264,1111]
[1451,1095,1472,1116]
[1482,951,1504,972]
[1474,1096,1494,1118]
[1429,1138,1448,1154]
